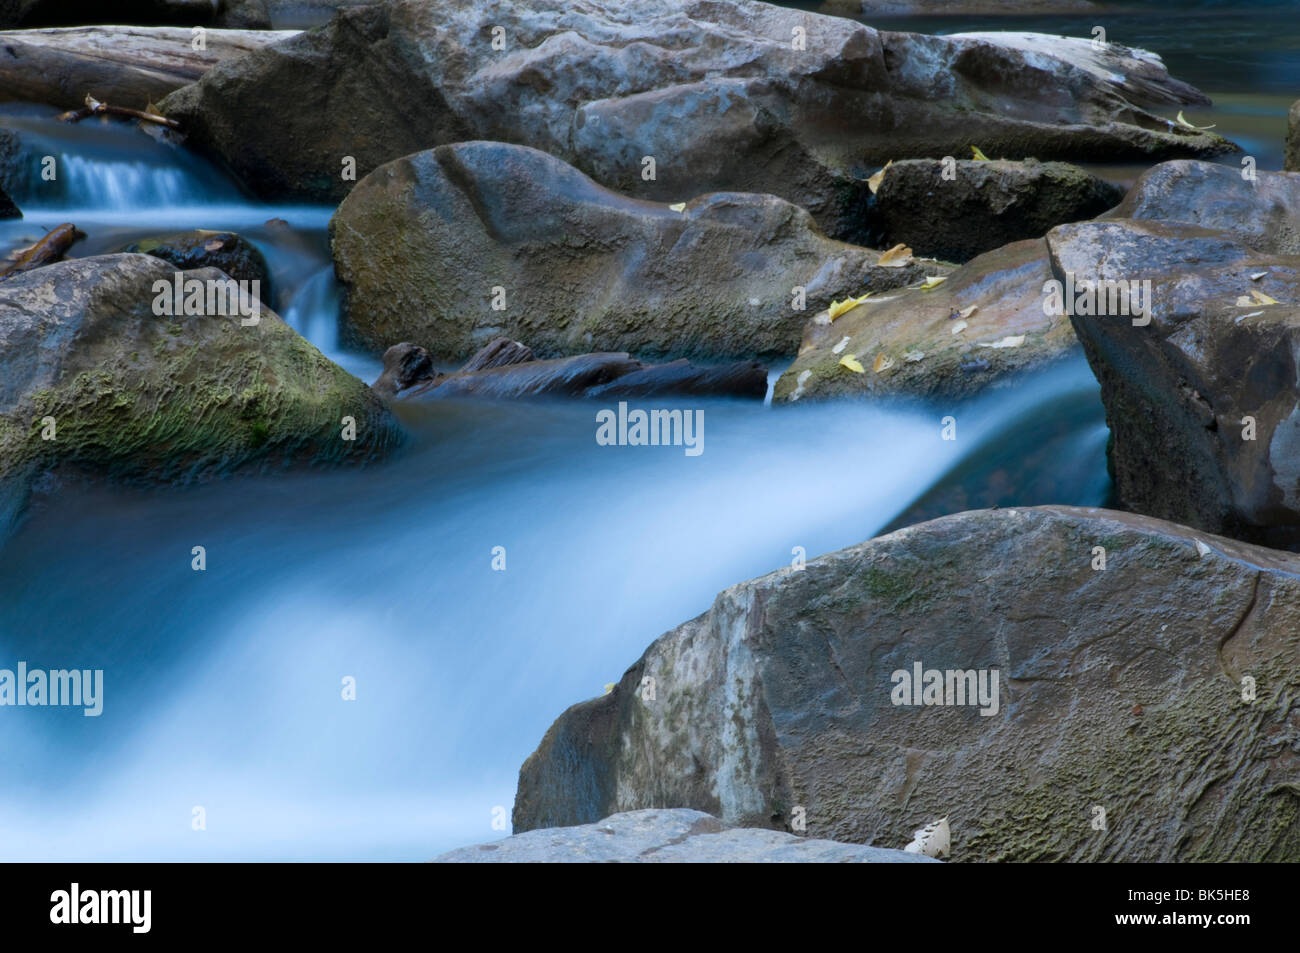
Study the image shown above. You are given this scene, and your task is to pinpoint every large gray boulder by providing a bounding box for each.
[773,238,1075,402]
[513,506,1300,862]
[1047,218,1300,547]
[436,808,940,863]
[332,141,934,361]
[162,0,1229,240]
[1108,160,1300,255]
[872,159,1123,264]
[0,25,296,110]
[0,254,400,536]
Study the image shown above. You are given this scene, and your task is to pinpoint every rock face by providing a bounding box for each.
[436,808,940,863]
[1288,100,1300,173]
[1048,218,1300,546]
[120,230,272,290]
[773,238,1075,402]
[332,141,932,362]
[0,26,296,110]
[513,506,1300,862]
[0,254,401,534]
[162,0,1228,240]
[872,159,1123,264]
[1108,160,1300,255]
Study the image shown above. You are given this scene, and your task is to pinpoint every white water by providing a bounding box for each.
[0,112,1111,860]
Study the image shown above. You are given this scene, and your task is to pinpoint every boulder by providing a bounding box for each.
[436,808,940,863]
[0,183,18,219]
[872,159,1123,264]
[1108,160,1300,255]
[332,141,934,362]
[1288,100,1300,173]
[773,238,1075,402]
[1047,218,1300,546]
[376,340,767,402]
[119,229,271,290]
[513,506,1300,862]
[0,254,401,535]
[161,0,1229,240]
[0,26,297,110]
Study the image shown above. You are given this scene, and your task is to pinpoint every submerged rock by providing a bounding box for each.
[0,253,401,535]
[332,141,928,361]
[513,506,1300,862]
[162,0,1228,239]
[120,230,271,291]
[872,159,1123,263]
[773,238,1075,402]
[436,808,940,863]
[376,339,767,402]
[0,25,295,110]
[1048,218,1300,546]
[1108,160,1300,255]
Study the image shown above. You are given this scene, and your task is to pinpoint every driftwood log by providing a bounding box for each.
[0,224,85,281]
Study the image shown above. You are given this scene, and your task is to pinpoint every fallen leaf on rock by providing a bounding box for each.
[1236,289,1280,307]
[957,304,978,320]
[867,160,893,194]
[1235,310,1264,322]
[668,202,686,213]
[951,320,968,335]
[1195,539,1212,558]
[877,243,913,267]
[1250,272,1267,281]
[1175,110,1216,131]
[828,293,871,320]
[603,682,616,694]
[832,335,851,354]
[839,354,865,373]
[978,335,1025,349]
[904,350,925,363]
[903,817,950,859]
[920,276,948,291]
[970,145,990,161]
[873,352,895,373]
[1131,704,1144,716]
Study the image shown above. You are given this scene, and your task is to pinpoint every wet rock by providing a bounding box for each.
[332,141,929,362]
[0,25,296,110]
[873,159,1123,263]
[0,253,401,535]
[120,229,271,290]
[513,505,1300,862]
[1108,160,1300,255]
[0,184,19,219]
[436,808,940,863]
[379,341,767,402]
[774,238,1074,402]
[161,0,1228,239]
[1046,218,1300,546]
[1288,100,1300,173]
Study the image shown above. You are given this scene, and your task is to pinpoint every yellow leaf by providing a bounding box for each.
[668,202,686,213]
[828,293,871,320]
[970,145,990,161]
[867,160,893,195]
[1175,110,1216,131]
[603,682,616,694]
[877,243,913,267]
[920,275,948,291]
[1252,289,1280,305]
[839,354,865,373]
[872,352,895,373]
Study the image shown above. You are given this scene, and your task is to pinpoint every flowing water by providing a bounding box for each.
[0,2,1281,858]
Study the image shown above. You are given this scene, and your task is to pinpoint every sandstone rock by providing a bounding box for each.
[1288,100,1300,173]
[0,254,401,535]
[436,808,940,863]
[513,506,1300,862]
[161,0,1229,240]
[1047,218,1300,546]
[1108,160,1300,255]
[119,230,271,290]
[773,238,1074,402]
[873,159,1123,263]
[0,25,296,110]
[332,141,931,361]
